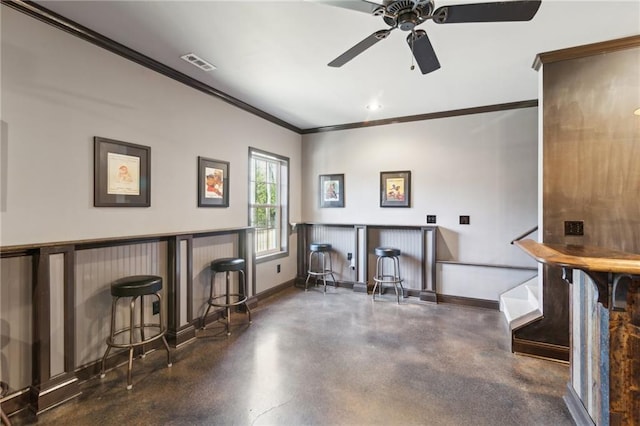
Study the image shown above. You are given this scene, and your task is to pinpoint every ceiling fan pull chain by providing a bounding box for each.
[410,30,416,71]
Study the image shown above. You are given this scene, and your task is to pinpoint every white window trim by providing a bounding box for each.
[249,147,289,261]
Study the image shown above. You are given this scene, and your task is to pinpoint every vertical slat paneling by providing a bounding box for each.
[573,271,609,423]
[74,241,166,368]
[0,255,32,389]
[571,270,583,399]
[192,234,238,319]
[368,228,422,290]
[309,226,356,282]
[49,253,65,377]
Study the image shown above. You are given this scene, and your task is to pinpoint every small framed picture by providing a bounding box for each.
[94,137,150,207]
[319,174,345,208]
[380,170,411,208]
[198,156,230,207]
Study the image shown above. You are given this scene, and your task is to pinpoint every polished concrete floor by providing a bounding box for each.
[13,286,574,425]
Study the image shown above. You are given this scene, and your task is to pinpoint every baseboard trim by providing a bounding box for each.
[1,388,31,418]
[257,279,296,301]
[352,282,368,293]
[167,325,197,348]
[437,294,499,310]
[30,374,81,415]
[563,382,595,425]
[512,337,570,362]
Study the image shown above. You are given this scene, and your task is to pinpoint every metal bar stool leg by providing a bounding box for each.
[201,272,216,329]
[126,297,136,390]
[225,271,232,336]
[392,257,400,303]
[156,293,172,367]
[139,295,146,358]
[305,250,314,291]
[321,252,328,294]
[327,251,337,287]
[396,256,405,303]
[240,270,252,323]
[100,296,118,378]
[0,408,10,426]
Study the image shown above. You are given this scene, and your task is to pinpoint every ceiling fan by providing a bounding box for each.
[323,0,542,74]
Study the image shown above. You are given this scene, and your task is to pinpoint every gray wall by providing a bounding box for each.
[0,7,302,247]
[302,108,539,300]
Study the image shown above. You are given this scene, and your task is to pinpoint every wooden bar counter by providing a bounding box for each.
[514,239,640,425]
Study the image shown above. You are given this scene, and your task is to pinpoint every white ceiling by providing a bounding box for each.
[32,0,640,131]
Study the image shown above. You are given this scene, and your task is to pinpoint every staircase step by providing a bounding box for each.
[500,276,541,331]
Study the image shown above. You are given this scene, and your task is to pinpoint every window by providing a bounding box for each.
[249,148,289,259]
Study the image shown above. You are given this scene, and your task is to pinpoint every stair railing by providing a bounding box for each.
[510,226,538,245]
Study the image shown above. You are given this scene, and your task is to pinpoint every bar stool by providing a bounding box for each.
[305,243,337,293]
[0,380,10,425]
[372,247,405,304]
[201,257,251,336]
[100,275,172,390]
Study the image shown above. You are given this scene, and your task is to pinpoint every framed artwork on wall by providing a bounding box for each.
[94,136,150,207]
[380,170,411,208]
[319,174,345,208]
[198,156,229,207]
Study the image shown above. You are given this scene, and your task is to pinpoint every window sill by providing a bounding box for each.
[256,251,289,264]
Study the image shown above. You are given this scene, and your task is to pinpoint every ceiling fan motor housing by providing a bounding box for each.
[383,0,434,30]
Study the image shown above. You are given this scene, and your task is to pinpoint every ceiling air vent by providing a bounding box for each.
[180,53,216,71]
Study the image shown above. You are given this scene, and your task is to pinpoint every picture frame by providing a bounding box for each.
[319,174,345,208]
[198,156,229,207]
[380,170,411,208]
[94,136,150,207]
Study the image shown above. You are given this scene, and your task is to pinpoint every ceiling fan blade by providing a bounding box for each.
[433,0,541,24]
[309,0,383,15]
[407,30,441,74]
[328,29,391,67]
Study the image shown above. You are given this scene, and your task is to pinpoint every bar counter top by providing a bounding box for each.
[514,238,640,274]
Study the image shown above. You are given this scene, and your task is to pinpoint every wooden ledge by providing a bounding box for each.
[514,239,640,275]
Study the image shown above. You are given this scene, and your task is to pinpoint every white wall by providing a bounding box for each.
[302,108,539,300]
[0,7,301,241]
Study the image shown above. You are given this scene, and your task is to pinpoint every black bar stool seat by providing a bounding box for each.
[201,257,252,336]
[305,243,337,293]
[100,275,172,390]
[372,247,405,304]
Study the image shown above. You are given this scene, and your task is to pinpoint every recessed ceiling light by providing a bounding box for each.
[180,53,216,71]
[366,103,382,111]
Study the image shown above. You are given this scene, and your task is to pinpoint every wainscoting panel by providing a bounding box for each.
[367,228,423,291]
[192,234,238,320]
[0,255,33,390]
[308,225,356,283]
[74,242,168,368]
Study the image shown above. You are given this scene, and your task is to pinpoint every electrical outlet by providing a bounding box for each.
[152,300,160,315]
[459,215,470,225]
[426,215,437,224]
[277,264,281,273]
[347,253,353,261]
[564,221,584,236]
